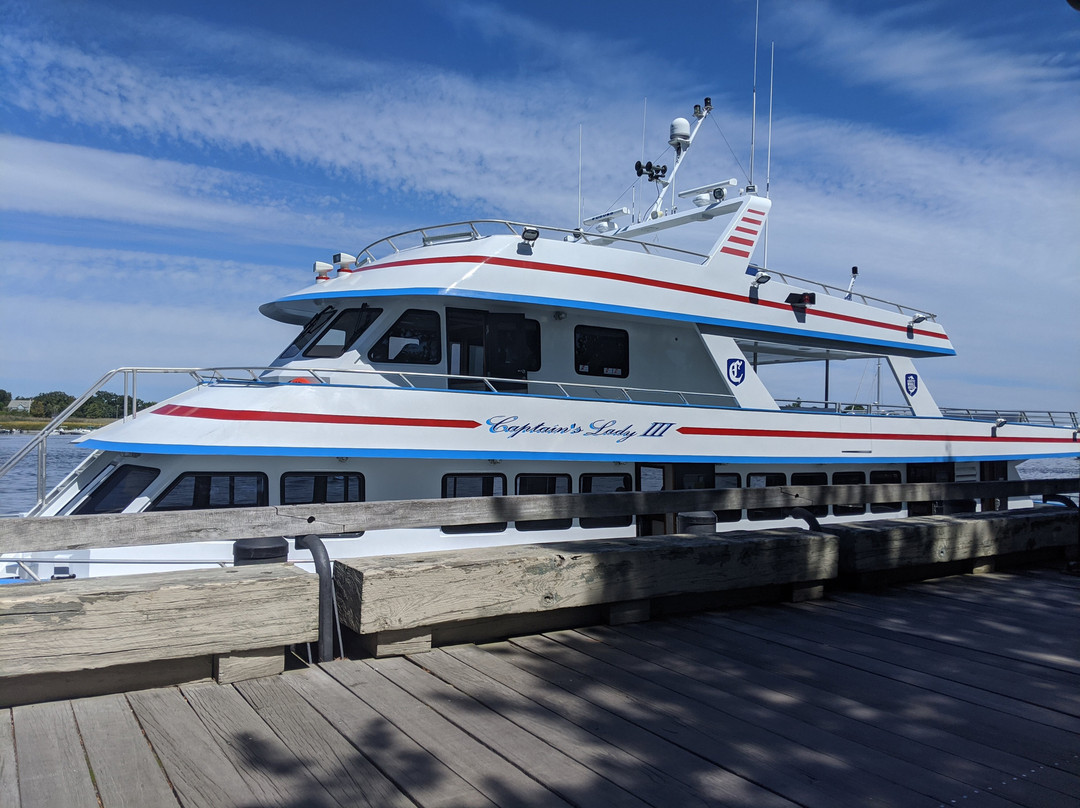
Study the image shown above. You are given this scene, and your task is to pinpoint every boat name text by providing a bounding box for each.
[486,415,675,443]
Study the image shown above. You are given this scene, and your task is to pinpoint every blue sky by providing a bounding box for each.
[2,0,1078,412]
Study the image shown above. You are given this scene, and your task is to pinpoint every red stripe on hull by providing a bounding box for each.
[676,425,1073,444]
[154,404,481,429]
[360,254,950,341]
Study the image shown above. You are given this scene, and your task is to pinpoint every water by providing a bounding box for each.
[1,429,1076,516]
[0,433,94,515]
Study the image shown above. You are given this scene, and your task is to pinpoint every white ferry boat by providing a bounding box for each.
[3,99,1077,579]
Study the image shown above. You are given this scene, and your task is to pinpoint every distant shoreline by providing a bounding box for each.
[0,416,112,432]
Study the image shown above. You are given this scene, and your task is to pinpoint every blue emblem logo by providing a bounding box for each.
[905,373,919,396]
[727,358,746,386]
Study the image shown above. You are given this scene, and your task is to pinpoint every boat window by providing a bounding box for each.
[574,325,629,378]
[791,472,829,517]
[747,472,786,520]
[869,469,902,513]
[441,473,506,533]
[447,308,541,392]
[278,306,337,360]
[302,306,383,359]
[369,309,442,365]
[907,462,955,516]
[579,473,633,528]
[149,472,268,510]
[282,472,364,505]
[72,465,160,515]
[714,472,742,523]
[832,471,867,515]
[978,460,1008,512]
[514,474,571,531]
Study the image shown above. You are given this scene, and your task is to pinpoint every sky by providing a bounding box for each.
[1,0,1079,413]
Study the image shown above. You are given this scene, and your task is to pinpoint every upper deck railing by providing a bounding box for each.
[352,219,709,265]
[745,265,937,322]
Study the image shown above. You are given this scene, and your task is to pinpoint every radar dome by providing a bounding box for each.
[669,117,691,147]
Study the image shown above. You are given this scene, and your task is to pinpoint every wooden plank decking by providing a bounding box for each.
[4,569,1079,807]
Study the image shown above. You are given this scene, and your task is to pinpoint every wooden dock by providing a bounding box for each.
[4,568,1078,808]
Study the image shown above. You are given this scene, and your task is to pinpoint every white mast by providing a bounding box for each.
[749,0,759,189]
[577,124,583,229]
[763,40,774,266]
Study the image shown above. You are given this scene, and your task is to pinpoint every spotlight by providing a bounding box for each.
[908,313,930,327]
[752,272,772,287]
[521,227,540,245]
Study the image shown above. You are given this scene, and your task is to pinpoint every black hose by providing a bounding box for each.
[789,507,822,532]
[294,534,335,663]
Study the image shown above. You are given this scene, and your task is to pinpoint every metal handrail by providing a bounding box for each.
[207,365,740,407]
[0,368,205,506]
[746,264,937,321]
[940,408,1079,428]
[352,218,709,267]
[776,399,916,416]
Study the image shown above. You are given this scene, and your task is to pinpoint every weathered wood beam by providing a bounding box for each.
[0,565,318,680]
[334,530,839,656]
[1,479,1075,555]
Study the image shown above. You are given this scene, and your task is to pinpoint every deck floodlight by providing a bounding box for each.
[908,313,930,327]
[994,418,1008,429]
[753,272,772,287]
[521,227,540,245]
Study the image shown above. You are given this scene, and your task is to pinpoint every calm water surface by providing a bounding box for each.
[1,431,1077,516]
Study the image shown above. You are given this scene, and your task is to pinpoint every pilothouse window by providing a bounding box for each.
[72,465,160,515]
[302,306,383,359]
[279,306,337,360]
[369,309,442,364]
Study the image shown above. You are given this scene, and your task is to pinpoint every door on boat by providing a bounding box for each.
[635,463,717,536]
[446,308,539,392]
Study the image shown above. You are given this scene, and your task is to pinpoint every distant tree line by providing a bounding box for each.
[0,389,155,419]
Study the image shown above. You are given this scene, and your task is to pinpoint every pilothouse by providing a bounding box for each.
[3,98,1077,580]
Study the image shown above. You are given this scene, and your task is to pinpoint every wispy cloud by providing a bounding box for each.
[0,135,376,246]
[770,0,1080,159]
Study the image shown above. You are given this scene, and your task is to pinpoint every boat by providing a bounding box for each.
[2,98,1077,580]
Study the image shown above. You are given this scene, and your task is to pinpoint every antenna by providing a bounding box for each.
[635,97,647,223]
[574,124,583,230]
[763,40,774,267]
[749,0,759,190]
